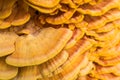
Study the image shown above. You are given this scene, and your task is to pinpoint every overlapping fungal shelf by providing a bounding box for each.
[0,0,120,80]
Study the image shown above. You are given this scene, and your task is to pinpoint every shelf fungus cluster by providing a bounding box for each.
[1,0,120,80]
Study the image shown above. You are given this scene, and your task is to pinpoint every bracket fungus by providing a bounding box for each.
[65,28,85,49]
[86,28,119,41]
[0,0,30,29]
[27,0,61,8]
[24,0,61,14]
[77,0,120,16]
[65,12,84,24]
[11,0,30,26]
[60,0,77,8]
[39,52,89,80]
[79,61,94,76]
[13,66,39,80]
[94,55,120,66]
[90,73,120,80]
[84,9,120,30]
[0,31,18,57]
[0,0,17,19]
[91,63,120,76]
[46,9,76,25]
[94,42,120,60]
[95,20,117,33]
[39,50,69,77]
[73,0,92,5]
[1,0,120,80]
[77,75,97,80]
[0,57,18,80]
[6,27,72,67]
[96,31,120,48]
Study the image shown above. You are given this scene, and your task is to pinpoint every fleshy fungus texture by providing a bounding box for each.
[0,0,120,80]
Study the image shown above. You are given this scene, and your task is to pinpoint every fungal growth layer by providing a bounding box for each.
[0,0,120,80]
